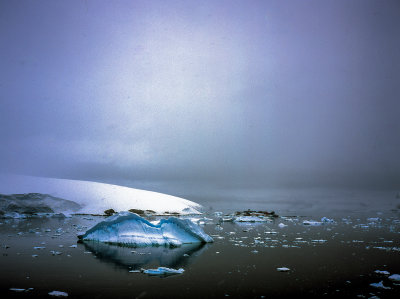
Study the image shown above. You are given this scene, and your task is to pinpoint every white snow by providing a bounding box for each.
[81,212,213,247]
[48,291,68,297]
[143,267,184,276]
[388,274,400,282]
[0,174,202,215]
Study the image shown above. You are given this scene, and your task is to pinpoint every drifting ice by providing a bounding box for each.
[80,212,213,247]
[143,267,184,276]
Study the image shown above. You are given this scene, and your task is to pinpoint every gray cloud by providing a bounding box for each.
[1,0,399,189]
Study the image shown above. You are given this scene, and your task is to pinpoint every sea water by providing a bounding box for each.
[1,188,399,298]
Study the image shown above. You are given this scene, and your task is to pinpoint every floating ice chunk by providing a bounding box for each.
[80,212,213,247]
[234,216,268,222]
[278,223,287,228]
[388,274,400,282]
[374,270,390,275]
[143,267,184,276]
[311,239,327,243]
[367,218,381,222]
[48,290,68,297]
[276,267,290,272]
[9,288,25,292]
[369,281,391,289]
[321,217,335,223]
[303,220,322,226]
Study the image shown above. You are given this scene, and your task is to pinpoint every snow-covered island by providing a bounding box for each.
[79,211,213,247]
[0,174,202,216]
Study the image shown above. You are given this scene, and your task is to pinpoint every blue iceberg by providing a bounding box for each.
[80,212,213,247]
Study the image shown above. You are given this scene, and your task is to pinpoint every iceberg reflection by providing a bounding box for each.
[82,241,210,270]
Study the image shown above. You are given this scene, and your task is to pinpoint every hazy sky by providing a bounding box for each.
[1,0,399,188]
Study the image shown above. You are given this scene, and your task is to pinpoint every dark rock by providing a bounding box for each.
[104,209,116,216]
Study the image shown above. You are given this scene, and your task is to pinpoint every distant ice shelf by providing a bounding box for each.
[79,212,214,247]
[0,174,202,215]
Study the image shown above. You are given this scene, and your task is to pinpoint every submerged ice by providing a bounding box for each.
[80,212,213,247]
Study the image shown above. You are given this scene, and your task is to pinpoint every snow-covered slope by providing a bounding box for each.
[0,174,202,215]
[80,212,213,246]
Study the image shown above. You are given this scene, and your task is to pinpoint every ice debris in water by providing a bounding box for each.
[143,267,184,276]
[303,217,336,226]
[303,220,322,226]
[9,288,26,292]
[369,281,391,289]
[234,216,269,222]
[388,274,400,282]
[48,290,68,297]
[79,212,213,247]
[374,270,390,275]
[321,217,335,223]
[276,267,290,272]
[278,223,287,228]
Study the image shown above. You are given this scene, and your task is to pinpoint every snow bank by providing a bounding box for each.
[80,212,213,247]
[0,174,202,215]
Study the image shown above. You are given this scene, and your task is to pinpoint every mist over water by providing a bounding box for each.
[1,0,400,191]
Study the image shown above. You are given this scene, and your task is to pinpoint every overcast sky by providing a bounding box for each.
[1,0,399,189]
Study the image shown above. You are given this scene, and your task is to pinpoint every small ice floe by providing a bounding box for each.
[374,270,390,275]
[367,218,381,222]
[50,251,62,256]
[9,288,26,292]
[33,246,45,250]
[48,290,68,297]
[31,254,38,258]
[143,267,184,276]
[128,270,141,273]
[214,212,223,217]
[278,223,287,228]
[388,274,400,282]
[221,217,234,222]
[311,239,327,243]
[251,250,259,254]
[276,267,290,272]
[303,220,322,226]
[234,216,268,222]
[69,245,77,248]
[321,217,335,223]
[79,212,213,247]
[369,281,391,289]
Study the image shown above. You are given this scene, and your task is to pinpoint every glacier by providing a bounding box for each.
[79,212,213,247]
[0,174,202,215]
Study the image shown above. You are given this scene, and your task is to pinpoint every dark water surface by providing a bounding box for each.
[1,189,400,298]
